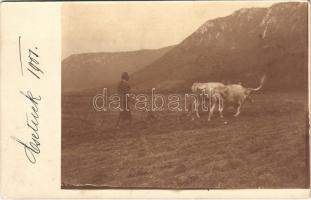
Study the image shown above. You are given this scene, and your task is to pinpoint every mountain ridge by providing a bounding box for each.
[62,45,175,92]
[62,2,308,94]
[130,2,308,92]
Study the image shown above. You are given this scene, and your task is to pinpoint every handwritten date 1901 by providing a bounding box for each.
[27,48,44,79]
[13,37,43,164]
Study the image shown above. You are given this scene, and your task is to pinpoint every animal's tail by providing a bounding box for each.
[248,75,266,92]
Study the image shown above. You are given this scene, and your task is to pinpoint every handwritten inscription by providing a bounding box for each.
[27,48,44,79]
[11,36,43,164]
[12,91,41,164]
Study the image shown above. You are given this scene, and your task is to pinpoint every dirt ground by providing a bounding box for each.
[61,92,309,189]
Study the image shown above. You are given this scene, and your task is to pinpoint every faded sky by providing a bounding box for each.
[62,1,277,58]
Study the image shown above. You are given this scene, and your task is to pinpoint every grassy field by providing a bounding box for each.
[61,91,309,189]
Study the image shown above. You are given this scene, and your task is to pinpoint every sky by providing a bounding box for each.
[62,1,277,59]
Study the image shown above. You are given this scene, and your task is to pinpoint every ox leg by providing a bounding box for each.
[219,99,224,118]
[247,96,253,103]
[234,103,241,117]
[187,100,199,120]
[219,111,224,118]
[186,102,193,117]
[190,102,198,120]
[195,99,200,119]
[208,101,216,121]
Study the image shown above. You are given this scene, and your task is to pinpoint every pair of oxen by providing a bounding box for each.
[189,76,266,121]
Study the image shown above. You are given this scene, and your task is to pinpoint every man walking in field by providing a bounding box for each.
[116,72,132,128]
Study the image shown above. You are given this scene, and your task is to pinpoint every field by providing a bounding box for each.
[61,91,309,189]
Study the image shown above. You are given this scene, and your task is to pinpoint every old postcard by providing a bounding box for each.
[0,1,310,199]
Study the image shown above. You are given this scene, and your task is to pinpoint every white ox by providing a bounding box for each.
[189,82,225,120]
[219,75,266,117]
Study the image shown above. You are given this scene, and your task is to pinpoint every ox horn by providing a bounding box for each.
[248,75,266,92]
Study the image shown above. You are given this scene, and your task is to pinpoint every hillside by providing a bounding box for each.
[62,46,174,92]
[131,2,308,92]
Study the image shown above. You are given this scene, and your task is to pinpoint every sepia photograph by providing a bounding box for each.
[61,1,309,189]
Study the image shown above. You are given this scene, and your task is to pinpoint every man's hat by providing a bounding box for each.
[121,72,129,81]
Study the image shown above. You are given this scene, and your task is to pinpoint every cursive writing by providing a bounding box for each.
[12,36,43,164]
[11,91,41,164]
